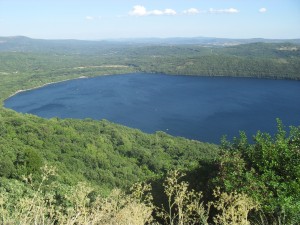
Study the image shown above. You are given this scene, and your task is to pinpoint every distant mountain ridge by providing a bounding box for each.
[108,36,300,45]
[0,36,300,52]
[0,36,114,52]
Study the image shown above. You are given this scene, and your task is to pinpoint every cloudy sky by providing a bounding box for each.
[0,0,299,40]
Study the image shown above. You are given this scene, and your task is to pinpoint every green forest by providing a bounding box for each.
[0,37,299,224]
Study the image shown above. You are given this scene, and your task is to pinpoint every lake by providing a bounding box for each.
[4,73,300,143]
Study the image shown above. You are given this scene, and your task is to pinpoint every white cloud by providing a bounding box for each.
[209,8,239,14]
[86,16,94,20]
[183,8,200,15]
[259,8,267,13]
[129,5,147,16]
[164,9,177,16]
[128,5,241,17]
[129,5,177,16]
[151,9,163,16]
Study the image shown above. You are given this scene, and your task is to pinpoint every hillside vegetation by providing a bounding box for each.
[0,119,299,224]
[0,37,299,224]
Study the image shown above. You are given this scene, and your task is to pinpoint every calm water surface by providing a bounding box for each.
[4,73,300,143]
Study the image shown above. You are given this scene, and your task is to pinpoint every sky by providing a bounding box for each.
[0,0,299,40]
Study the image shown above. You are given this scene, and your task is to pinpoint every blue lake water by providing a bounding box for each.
[4,73,300,143]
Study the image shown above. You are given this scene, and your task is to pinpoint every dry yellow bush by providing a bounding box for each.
[55,182,155,225]
[157,170,210,225]
[0,166,261,225]
[212,187,259,225]
[0,165,155,225]
[0,165,57,224]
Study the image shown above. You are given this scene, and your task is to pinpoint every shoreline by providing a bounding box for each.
[4,72,300,103]
[5,76,88,101]
[3,72,135,103]
[4,71,139,102]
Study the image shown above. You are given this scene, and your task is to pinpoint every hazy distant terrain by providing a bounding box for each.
[1,36,300,51]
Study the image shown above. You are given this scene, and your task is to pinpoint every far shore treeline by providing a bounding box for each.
[0,37,299,224]
[1,36,300,102]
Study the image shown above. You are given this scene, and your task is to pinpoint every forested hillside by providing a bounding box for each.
[0,108,218,189]
[0,37,299,224]
[1,110,298,224]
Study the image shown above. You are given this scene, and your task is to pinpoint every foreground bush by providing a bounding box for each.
[215,120,300,224]
[0,166,261,225]
[0,165,155,224]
